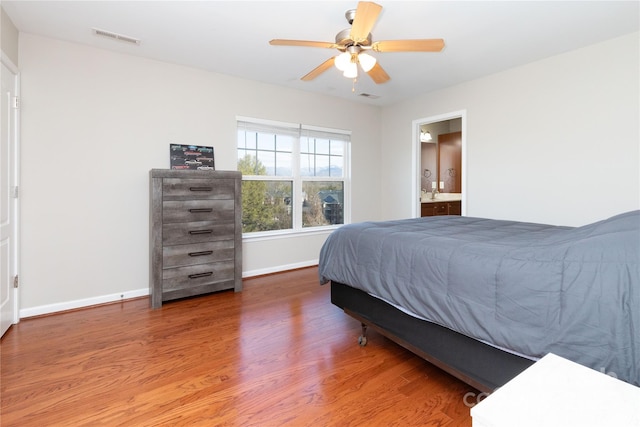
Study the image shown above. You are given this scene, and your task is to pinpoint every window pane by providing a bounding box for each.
[300,152,313,177]
[241,180,293,232]
[276,135,294,152]
[315,154,330,176]
[315,139,330,154]
[297,139,346,177]
[300,138,313,154]
[256,150,274,175]
[237,153,265,175]
[330,140,344,155]
[237,130,257,150]
[302,181,344,227]
[237,149,248,165]
[275,152,292,176]
[330,154,343,177]
[257,133,275,151]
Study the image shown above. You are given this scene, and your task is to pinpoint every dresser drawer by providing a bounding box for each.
[163,199,235,223]
[163,221,234,245]
[163,178,235,200]
[162,260,235,291]
[163,240,234,268]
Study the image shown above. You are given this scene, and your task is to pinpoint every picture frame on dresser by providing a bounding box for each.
[149,169,242,308]
[169,144,215,171]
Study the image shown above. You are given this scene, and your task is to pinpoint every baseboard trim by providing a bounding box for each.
[20,288,149,319]
[242,259,318,278]
[20,260,320,318]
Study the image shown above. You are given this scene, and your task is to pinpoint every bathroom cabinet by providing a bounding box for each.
[421,200,461,217]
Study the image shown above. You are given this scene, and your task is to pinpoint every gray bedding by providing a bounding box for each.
[318,210,640,387]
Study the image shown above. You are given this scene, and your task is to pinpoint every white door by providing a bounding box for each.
[1,61,18,337]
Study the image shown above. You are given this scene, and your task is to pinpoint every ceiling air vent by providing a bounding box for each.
[92,28,141,45]
[358,93,380,99]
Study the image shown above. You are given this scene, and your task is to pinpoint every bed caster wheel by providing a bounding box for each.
[358,335,368,347]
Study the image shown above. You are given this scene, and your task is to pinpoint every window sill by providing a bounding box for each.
[242,225,342,243]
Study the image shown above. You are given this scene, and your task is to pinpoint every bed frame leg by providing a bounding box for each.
[358,323,368,347]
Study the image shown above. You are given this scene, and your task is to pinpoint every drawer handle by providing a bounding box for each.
[189,229,213,235]
[188,250,213,257]
[190,186,212,192]
[189,208,213,213]
[188,272,213,279]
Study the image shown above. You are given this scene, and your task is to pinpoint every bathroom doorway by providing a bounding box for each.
[411,111,466,218]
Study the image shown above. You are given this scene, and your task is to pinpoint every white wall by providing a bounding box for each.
[382,32,639,226]
[18,33,381,315]
[1,7,19,65]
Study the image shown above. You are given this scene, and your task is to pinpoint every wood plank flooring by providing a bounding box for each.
[1,267,476,426]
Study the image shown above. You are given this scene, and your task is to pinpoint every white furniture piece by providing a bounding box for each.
[471,353,640,427]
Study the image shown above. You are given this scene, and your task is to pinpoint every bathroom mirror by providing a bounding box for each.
[420,119,462,194]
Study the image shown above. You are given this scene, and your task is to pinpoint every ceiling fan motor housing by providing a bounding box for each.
[335,28,372,50]
[345,8,357,24]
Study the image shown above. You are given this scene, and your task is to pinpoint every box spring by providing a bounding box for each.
[330,281,534,392]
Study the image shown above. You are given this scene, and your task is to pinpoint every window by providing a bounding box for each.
[237,118,350,235]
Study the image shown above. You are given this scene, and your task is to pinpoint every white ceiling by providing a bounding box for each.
[3,1,639,106]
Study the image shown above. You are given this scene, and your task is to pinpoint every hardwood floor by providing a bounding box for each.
[1,267,476,426]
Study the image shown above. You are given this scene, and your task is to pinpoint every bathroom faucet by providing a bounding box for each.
[431,187,438,200]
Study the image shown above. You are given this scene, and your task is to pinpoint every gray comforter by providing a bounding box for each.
[318,210,640,387]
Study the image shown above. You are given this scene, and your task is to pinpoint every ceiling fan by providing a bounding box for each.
[269,1,445,84]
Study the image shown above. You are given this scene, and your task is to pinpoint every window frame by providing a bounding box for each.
[237,116,351,240]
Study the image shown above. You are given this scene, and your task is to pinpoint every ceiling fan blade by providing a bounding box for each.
[372,39,445,52]
[301,57,336,81]
[349,1,383,43]
[366,62,390,84]
[270,39,337,49]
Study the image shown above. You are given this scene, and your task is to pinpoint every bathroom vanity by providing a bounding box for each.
[421,193,462,217]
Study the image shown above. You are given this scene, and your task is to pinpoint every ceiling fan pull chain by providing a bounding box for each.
[352,77,357,92]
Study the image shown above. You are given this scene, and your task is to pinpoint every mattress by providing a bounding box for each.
[318,211,640,386]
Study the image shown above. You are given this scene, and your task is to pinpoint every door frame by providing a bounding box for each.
[1,52,20,333]
[411,110,467,218]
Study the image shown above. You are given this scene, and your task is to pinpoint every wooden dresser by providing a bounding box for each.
[149,169,242,308]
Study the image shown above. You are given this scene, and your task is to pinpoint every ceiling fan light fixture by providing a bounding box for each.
[334,52,351,71]
[343,61,358,78]
[358,52,376,72]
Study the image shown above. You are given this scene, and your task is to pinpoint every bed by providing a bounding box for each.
[318,210,640,392]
